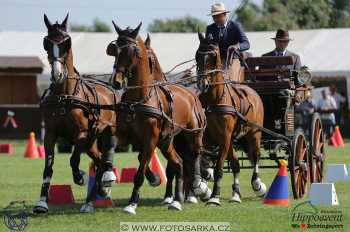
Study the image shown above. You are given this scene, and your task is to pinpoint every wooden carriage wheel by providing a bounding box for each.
[290,130,310,199]
[309,114,325,183]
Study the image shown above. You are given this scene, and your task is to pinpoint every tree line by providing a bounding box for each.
[70,1,350,33]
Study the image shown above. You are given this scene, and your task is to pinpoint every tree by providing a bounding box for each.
[148,16,206,33]
[234,0,350,31]
[330,0,350,27]
[71,18,111,32]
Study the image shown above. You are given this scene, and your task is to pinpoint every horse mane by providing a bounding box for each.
[136,36,167,82]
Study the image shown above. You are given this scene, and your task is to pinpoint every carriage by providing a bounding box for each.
[226,56,326,199]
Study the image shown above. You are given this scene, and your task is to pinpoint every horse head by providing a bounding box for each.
[107,21,143,89]
[43,13,72,85]
[195,32,222,92]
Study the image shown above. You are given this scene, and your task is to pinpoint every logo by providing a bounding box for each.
[2,201,28,231]
[290,201,343,230]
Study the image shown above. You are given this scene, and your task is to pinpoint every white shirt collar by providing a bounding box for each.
[275,49,287,56]
[216,21,228,28]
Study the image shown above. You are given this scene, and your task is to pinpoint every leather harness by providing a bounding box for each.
[205,84,252,139]
[40,76,118,127]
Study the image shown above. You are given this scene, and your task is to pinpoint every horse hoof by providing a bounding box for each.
[161,197,174,205]
[102,171,117,183]
[206,197,221,206]
[33,200,48,214]
[73,170,87,186]
[80,202,94,213]
[193,181,209,196]
[200,188,212,202]
[230,192,242,203]
[168,201,182,211]
[253,182,267,197]
[185,196,198,204]
[123,204,137,215]
[149,173,161,187]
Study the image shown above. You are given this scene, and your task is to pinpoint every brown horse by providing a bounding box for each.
[142,36,203,204]
[33,14,120,214]
[107,22,210,214]
[195,33,266,205]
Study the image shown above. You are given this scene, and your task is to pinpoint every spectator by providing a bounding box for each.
[329,84,346,125]
[317,90,337,139]
[297,91,316,115]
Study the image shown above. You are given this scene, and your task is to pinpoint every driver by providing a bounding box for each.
[205,2,250,64]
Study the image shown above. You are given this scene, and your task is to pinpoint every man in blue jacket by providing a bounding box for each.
[205,2,250,63]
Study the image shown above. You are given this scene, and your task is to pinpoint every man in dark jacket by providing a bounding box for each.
[205,2,250,63]
[262,29,302,70]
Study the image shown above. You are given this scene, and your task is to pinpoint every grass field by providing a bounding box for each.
[0,140,349,232]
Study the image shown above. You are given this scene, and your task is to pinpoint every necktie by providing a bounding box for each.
[219,26,225,40]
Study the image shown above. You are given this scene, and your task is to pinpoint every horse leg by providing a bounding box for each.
[206,141,229,206]
[161,142,184,211]
[190,132,211,201]
[206,119,233,206]
[80,128,116,213]
[184,158,198,204]
[228,147,242,203]
[161,162,175,204]
[123,125,159,215]
[100,128,117,192]
[70,141,88,186]
[248,133,266,197]
[142,151,161,187]
[33,132,56,214]
[71,130,97,187]
[173,133,197,204]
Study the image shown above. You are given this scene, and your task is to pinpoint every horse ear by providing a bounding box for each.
[131,22,142,38]
[61,13,69,31]
[44,14,52,29]
[198,32,205,43]
[112,20,122,34]
[145,33,151,49]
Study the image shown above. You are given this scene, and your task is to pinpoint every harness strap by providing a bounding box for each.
[117,102,163,119]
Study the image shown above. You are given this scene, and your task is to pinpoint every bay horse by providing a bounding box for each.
[142,36,203,205]
[107,22,210,214]
[195,33,267,205]
[33,14,120,214]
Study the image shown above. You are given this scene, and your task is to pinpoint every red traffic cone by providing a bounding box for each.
[0,144,13,155]
[264,160,289,206]
[151,151,167,184]
[333,126,344,147]
[113,166,120,183]
[37,145,46,158]
[330,132,339,147]
[87,162,114,207]
[48,185,75,205]
[24,132,39,158]
[120,168,138,183]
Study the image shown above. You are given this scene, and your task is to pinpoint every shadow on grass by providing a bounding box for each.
[0,198,165,218]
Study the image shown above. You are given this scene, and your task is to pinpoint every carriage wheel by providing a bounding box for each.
[309,114,325,183]
[289,130,310,199]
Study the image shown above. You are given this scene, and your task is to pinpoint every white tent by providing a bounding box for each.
[1,29,350,104]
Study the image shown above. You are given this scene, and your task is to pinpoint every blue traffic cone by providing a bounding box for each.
[264,160,289,206]
[87,162,114,207]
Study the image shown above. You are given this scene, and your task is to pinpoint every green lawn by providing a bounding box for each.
[0,140,349,232]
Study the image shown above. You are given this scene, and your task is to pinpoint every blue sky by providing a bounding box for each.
[0,0,262,32]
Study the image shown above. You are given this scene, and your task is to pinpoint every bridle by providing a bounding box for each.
[107,35,141,84]
[196,45,225,91]
[44,35,72,84]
